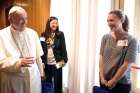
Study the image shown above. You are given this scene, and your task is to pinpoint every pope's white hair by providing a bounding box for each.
[9,6,26,15]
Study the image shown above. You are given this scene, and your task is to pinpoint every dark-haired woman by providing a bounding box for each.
[99,10,137,93]
[40,16,68,93]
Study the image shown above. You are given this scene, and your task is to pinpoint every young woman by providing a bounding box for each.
[41,16,68,93]
[99,10,137,93]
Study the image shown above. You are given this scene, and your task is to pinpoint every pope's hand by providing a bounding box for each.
[20,57,35,67]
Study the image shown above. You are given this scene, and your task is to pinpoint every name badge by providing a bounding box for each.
[117,40,128,46]
[40,37,45,41]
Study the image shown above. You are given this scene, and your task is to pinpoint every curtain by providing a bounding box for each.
[132,0,140,93]
[50,0,111,93]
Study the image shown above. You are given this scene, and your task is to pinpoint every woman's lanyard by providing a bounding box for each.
[47,32,55,47]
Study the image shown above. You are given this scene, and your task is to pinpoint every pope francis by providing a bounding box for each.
[0,6,44,93]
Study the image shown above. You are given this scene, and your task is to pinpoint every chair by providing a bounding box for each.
[42,81,54,93]
[93,86,110,93]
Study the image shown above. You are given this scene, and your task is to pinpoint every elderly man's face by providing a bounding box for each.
[10,10,27,31]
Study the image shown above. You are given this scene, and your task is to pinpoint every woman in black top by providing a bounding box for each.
[41,16,68,93]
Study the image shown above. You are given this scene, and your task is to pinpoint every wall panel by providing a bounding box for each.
[0,0,50,36]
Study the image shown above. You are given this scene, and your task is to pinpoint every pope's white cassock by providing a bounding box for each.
[0,26,44,93]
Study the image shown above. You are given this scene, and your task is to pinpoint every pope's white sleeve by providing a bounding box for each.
[34,32,44,76]
[0,36,22,73]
